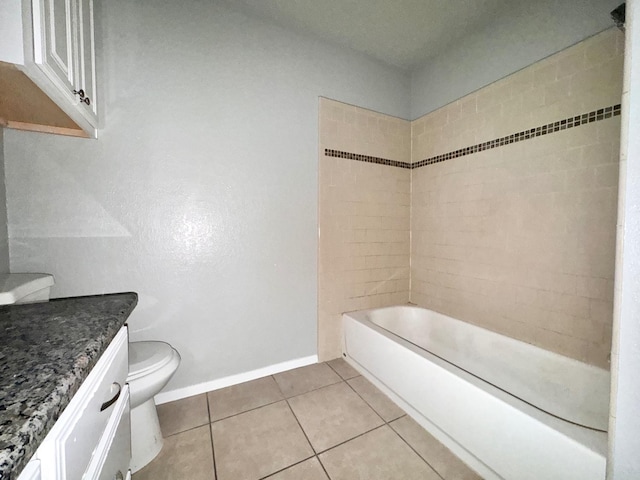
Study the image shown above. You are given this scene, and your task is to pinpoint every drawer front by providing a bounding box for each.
[83,384,131,480]
[17,459,41,480]
[39,326,129,480]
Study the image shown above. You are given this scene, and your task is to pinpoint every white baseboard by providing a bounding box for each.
[154,354,318,405]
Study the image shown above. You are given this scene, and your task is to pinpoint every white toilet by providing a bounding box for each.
[127,341,181,473]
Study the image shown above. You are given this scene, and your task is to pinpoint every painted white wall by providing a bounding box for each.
[608,1,640,477]
[0,129,8,273]
[3,0,410,392]
[410,0,622,119]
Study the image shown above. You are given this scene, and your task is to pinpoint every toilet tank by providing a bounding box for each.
[0,273,55,305]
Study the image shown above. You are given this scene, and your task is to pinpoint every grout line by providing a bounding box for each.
[343,377,388,426]
[166,363,457,479]
[341,377,444,477]
[325,359,360,381]
[257,454,317,480]
[283,394,318,455]
[388,419,446,480]
[315,454,333,480]
[278,380,345,402]
[163,421,211,438]
[272,368,345,400]
[272,373,286,397]
[206,393,218,480]
[195,370,345,428]
[208,397,285,424]
[315,423,389,455]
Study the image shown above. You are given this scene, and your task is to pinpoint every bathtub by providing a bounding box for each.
[342,306,609,480]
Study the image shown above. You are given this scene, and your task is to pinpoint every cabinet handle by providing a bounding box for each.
[81,97,91,106]
[115,471,124,480]
[73,89,85,98]
[100,382,122,412]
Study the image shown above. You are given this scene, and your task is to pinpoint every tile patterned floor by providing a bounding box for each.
[134,360,482,480]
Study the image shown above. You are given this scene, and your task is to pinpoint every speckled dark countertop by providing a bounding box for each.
[0,292,138,480]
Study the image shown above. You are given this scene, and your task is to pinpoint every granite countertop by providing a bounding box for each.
[0,292,138,480]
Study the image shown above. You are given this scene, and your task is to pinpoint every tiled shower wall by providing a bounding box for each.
[318,98,411,360]
[411,29,623,368]
[319,29,623,366]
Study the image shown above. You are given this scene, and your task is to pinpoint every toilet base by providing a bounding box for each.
[130,398,164,473]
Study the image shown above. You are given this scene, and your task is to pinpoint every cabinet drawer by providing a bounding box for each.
[38,327,129,480]
[17,459,40,480]
[83,384,130,480]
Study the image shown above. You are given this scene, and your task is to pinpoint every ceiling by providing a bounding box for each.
[223,0,515,71]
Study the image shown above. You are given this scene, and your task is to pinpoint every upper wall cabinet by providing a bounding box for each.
[0,0,98,138]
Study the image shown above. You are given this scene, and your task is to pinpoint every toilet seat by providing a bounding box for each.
[128,341,175,381]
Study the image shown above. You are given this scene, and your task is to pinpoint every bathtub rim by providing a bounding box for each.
[342,308,608,458]
[345,304,610,431]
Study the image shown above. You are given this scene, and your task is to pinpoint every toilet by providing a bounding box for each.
[127,341,181,473]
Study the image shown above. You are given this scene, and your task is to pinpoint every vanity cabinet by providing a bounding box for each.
[18,326,131,480]
[16,460,41,480]
[0,0,98,138]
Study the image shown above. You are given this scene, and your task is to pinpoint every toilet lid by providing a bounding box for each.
[129,341,174,379]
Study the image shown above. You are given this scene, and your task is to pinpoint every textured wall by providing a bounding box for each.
[3,0,410,394]
[410,29,624,368]
[318,98,410,360]
[411,0,622,119]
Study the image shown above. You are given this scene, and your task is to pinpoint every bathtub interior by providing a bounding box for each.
[353,306,610,432]
[342,313,608,480]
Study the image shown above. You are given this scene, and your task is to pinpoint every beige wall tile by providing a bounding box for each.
[409,29,621,368]
[318,98,411,361]
[319,29,620,369]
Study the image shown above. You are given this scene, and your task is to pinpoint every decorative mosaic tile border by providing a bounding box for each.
[414,104,621,168]
[323,150,411,169]
[325,104,621,170]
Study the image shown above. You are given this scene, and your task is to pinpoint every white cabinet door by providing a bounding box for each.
[37,328,129,480]
[75,0,97,122]
[33,0,76,98]
[27,0,99,135]
[95,387,131,480]
[17,459,41,480]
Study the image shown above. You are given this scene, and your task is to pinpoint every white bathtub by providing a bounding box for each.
[342,306,609,480]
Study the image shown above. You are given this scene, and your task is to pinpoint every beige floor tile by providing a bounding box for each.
[274,363,341,398]
[347,376,405,422]
[264,457,329,480]
[390,416,482,480]
[326,358,360,380]
[287,382,384,452]
[318,425,440,480]
[208,376,284,421]
[156,393,209,437]
[212,400,313,480]
[132,425,214,480]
